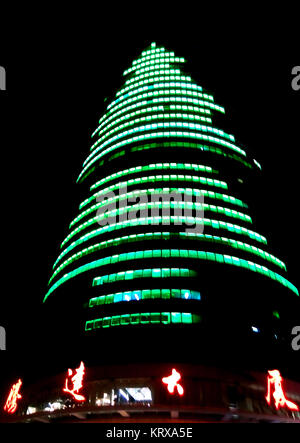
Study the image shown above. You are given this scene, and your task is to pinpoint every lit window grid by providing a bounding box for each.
[89,288,200,306]
[81,187,247,219]
[44,248,298,302]
[100,89,221,130]
[93,111,214,142]
[63,215,269,257]
[78,130,245,182]
[109,82,212,112]
[123,55,185,76]
[75,173,228,220]
[87,121,240,164]
[116,76,201,99]
[123,56,185,76]
[130,141,254,171]
[89,162,217,194]
[81,176,228,213]
[63,201,253,248]
[50,231,286,286]
[95,104,212,137]
[141,47,166,56]
[70,198,251,231]
[132,51,176,65]
[124,72,192,89]
[90,117,234,154]
[56,188,250,264]
[85,312,200,331]
[93,268,197,286]
[103,88,223,122]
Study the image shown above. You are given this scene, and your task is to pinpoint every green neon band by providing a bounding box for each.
[44,248,298,302]
[51,230,284,284]
[89,288,201,307]
[85,312,201,331]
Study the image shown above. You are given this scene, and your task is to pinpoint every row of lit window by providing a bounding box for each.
[82,185,245,215]
[130,141,253,171]
[56,188,249,262]
[103,88,223,123]
[78,178,229,221]
[88,288,201,307]
[141,46,165,56]
[79,129,244,182]
[70,199,250,232]
[93,110,212,141]
[132,50,175,65]
[90,117,234,154]
[77,174,228,220]
[89,162,216,194]
[61,212,266,257]
[109,82,211,112]
[96,103,212,137]
[95,110,215,145]
[45,245,298,302]
[85,312,201,331]
[117,76,201,99]
[62,202,255,246]
[51,230,285,284]
[93,268,197,285]
[123,57,185,76]
[88,120,237,162]
[124,73,192,89]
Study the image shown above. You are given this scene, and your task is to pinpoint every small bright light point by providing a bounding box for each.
[184,292,190,299]
[252,326,260,333]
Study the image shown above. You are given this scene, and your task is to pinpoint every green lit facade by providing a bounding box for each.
[44,42,298,365]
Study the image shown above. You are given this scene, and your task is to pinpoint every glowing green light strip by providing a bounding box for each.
[104,89,222,121]
[44,248,298,302]
[90,118,234,153]
[78,130,244,182]
[92,268,197,286]
[89,162,216,194]
[89,288,201,307]
[70,199,251,230]
[96,103,212,136]
[64,200,253,247]
[54,189,250,267]
[108,83,213,112]
[124,72,192,88]
[116,77,202,98]
[124,56,185,76]
[50,231,285,285]
[94,112,215,143]
[85,312,200,331]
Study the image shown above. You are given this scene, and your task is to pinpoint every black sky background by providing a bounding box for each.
[0,9,299,403]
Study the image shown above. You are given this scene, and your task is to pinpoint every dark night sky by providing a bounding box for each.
[0,9,299,402]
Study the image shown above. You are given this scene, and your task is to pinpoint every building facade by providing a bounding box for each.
[43,42,299,375]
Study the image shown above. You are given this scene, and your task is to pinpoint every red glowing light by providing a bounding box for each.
[63,361,86,402]
[4,379,22,414]
[266,369,299,411]
[162,368,184,396]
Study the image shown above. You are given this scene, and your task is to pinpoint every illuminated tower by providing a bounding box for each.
[43,42,298,370]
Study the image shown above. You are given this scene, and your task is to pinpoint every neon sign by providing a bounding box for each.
[63,361,86,402]
[266,370,299,411]
[4,379,22,414]
[162,368,184,396]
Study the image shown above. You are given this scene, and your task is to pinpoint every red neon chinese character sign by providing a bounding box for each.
[266,370,299,411]
[162,368,184,396]
[63,361,86,402]
[4,379,22,414]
